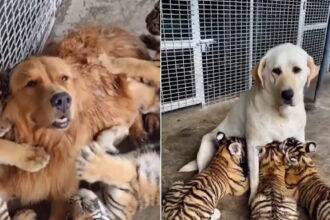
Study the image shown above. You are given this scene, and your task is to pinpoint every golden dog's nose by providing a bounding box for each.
[50,92,71,112]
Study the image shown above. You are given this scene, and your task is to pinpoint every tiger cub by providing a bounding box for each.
[283,138,330,220]
[140,0,160,63]
[72,142,160,220]
[250,139,299,220]
[162,132,249,220]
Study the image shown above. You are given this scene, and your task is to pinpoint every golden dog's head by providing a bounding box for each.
[8,56,77,130]
[252,43,319,109]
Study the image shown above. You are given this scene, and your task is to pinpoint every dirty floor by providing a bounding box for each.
[162,76,330,219]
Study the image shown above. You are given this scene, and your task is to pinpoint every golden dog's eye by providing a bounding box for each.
[25,80,37,88]
[61,75,69,81]
[272,67,282,75]
[293,66,301,74]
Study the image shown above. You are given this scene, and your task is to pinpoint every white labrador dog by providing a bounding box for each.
[180,43,319,202]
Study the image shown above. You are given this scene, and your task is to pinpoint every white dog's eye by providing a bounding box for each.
[272,67,282,75]
[292,66,301,74]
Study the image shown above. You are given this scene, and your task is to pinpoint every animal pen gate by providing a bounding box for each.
[161,0,330,112]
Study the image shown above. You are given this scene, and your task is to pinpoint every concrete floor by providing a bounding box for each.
[162,76,330,219]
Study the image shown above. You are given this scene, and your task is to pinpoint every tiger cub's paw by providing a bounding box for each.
[76,142,105,183]
[211,209,221,220]
[17,146,50,172]
[13,209,37,220]
[70,189,101,219]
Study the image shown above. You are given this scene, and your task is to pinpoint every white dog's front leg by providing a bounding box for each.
[197,129,218,172]
[247,143,259,204]
[296,129,305,142]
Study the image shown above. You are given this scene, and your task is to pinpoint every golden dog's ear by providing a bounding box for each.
[251,56,266,87]
[307,56,319,87]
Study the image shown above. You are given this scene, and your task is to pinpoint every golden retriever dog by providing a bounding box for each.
[0,27,159,219]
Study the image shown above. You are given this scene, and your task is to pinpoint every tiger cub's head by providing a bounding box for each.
[145,1,160,35]
[281,138,317,189]
[258,141,287,177]
[215,132,249,195]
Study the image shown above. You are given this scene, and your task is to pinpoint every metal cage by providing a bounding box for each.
[161,0,330,112]
[0,0,61,73]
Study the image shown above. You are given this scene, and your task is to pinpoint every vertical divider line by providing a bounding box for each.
[249,0,254,88]
[191,0,206,106]
[297,0,307,46]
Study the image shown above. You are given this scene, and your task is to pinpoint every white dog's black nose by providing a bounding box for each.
[281,89,294,102]
[50,92,72,112]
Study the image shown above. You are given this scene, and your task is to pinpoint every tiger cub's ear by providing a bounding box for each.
[228,143,242,156]
[305,142,316,153]
[216,131,226,144]
[258,146,266,158]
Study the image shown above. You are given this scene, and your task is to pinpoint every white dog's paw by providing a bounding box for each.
[76,142,105,183]
[249,193,256,205]
[211,208,221,220]
[13,209,37,220]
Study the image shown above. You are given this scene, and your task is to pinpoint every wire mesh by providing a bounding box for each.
[0,0,60,73]
[302,29,327,65]
[305,0,330,25]
[252,0,301,65]
[161,48,196,104]
[199,0,250,104]
[161,0,202,111]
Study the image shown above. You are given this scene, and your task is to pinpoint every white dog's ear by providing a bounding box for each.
[251,56,266,87]
[307,56,319,87]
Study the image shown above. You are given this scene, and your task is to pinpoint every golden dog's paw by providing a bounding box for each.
[13,209,37,220]
[76,142,105,183]
[17,146,50,172]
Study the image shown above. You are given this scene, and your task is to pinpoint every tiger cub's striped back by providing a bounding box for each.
[162,132,249,220]
[250,140,298,220]
[284,138,330,220]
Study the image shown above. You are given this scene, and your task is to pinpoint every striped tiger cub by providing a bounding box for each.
[250,139,299,220]
[283,138,330,220]
[162,132,249,220]
[0,202,37,220]
[72,142,160,220]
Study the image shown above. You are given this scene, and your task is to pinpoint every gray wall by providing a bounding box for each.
[50,0,155,41]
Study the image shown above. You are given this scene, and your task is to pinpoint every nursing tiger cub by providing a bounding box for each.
[284,138,330,220]
[250,139,299,220]
[162,132,249,220]
[72,142,160,220]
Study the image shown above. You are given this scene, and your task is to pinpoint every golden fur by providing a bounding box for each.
[0,27,159,219]
[56,27,160,88]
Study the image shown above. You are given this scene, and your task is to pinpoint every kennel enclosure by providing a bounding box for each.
[161,0,330,112]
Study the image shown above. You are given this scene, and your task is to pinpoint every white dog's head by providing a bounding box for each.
[252,43,319,108]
